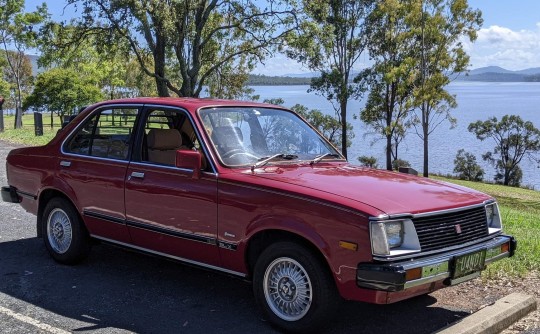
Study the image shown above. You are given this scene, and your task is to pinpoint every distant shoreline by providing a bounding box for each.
[247,72,540,85]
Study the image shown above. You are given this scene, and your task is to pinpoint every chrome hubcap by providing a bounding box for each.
[47,208,73,254]
[263,257,312,321]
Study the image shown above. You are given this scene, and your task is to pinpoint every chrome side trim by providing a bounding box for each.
[126,220,216,245]
[90,235,247,278]
[218,180,369,218]
[16,190,37,200]
[83,210,126,226]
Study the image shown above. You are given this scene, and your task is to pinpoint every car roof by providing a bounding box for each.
[93,97,285,112]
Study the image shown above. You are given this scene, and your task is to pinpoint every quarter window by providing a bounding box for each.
[66,107,139,160]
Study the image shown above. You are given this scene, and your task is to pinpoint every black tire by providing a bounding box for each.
[42,197,91,264]
[253,241,340,333]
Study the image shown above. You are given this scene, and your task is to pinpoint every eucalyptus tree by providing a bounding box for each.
[468,115,540,186]
[412,0,482,177]
[65,0,296,99]
[357,0,417,170]
[286,0,373,159]
[0,0,48,128]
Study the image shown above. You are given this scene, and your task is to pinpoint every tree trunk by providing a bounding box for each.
[340,98,348,159]
[0,106,4,133]
[50,112,53,129]
[386,134,392,171]
[0,98,4,132]
[14,106,23,129]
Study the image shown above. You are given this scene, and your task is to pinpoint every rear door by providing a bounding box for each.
[61,105,141,243]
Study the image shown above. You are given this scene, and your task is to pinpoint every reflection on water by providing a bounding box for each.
[251,82,540,189]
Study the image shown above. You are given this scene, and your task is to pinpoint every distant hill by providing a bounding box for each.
[459,66,540,82]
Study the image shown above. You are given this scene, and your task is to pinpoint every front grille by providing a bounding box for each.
[413,206,489,253]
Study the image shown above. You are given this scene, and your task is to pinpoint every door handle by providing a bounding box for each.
[60,161,71,167]
[129,172,145,180]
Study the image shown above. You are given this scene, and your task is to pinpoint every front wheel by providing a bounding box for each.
[253,242,340,333]
[42,197,91,264]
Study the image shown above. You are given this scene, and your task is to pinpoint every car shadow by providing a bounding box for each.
[0,237,468,333]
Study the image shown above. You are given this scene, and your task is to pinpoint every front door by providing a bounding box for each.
[124,106,220,266]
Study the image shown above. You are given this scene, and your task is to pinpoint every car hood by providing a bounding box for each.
[247,164,490,216]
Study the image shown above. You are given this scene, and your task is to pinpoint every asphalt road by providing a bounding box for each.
[0,140,470,334]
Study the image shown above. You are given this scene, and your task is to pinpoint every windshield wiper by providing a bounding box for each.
[310,153,341,165]
[251,153,298,171]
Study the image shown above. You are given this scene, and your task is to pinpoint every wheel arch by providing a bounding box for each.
[37,188,81,238]
[245,229,335,283]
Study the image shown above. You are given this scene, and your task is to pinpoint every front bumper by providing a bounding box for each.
[357,235,516,292]
[1,186,20,203]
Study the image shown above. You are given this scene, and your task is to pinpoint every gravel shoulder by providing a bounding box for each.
[432,273,540,333]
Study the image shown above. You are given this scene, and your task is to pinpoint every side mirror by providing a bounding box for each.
[176,150,202,179]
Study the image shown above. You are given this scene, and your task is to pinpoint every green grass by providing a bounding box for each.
[432,176,540,278]
[0,114,60,146]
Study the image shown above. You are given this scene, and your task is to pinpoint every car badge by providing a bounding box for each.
[454,224,462,234]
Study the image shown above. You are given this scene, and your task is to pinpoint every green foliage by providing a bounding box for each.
[358,156,379,168]
[358,0,418,171]
[290,103,353,150]
[392,158,411,170]
[24,68,103,119]
[286,0,373,158]
[453,149,484,181]
[468,115,540,186]
[411,0,482,177]
[0,0,48,128]
[65,0,296,98]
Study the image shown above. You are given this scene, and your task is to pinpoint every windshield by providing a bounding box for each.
[199,107,342,167]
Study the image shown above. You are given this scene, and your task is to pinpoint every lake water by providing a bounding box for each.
[250,82,540,189]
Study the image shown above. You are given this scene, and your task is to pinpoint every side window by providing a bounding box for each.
[141,108,208,168]
[66,107,139,160]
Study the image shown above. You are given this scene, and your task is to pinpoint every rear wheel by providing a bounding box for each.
[253,242,340,333]
[42,197,91,264]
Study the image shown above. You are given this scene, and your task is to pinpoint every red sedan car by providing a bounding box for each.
[2,98,516,332]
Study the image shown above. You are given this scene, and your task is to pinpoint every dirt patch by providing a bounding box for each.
[432,272,540,333]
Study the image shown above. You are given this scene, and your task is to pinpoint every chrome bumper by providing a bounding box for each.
[356,235,517,292]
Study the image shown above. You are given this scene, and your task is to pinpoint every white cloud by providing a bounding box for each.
[465,24,540,70]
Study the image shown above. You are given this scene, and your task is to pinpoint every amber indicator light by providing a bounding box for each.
[338,241,358,251]
[406,268,422,281]
[501,242,510,253]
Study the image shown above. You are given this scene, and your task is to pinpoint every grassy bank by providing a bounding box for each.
[0,114,60,146]
[432,176,540,278]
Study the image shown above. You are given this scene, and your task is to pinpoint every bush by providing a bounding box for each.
[358,156,378,168]
[392,158,410,170]
[495,163,522,187]
[453,149,484,181]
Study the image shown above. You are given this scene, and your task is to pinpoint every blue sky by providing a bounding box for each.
[26,0,540,75]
